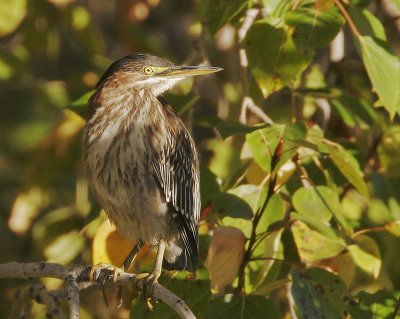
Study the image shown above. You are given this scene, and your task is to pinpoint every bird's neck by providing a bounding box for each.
[88,85,162,121]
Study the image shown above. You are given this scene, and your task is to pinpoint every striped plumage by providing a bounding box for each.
[83,54,220,276]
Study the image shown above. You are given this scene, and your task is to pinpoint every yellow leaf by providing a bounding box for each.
[385,220,400,237]
[205,226,246,292]
[92,219,153,271]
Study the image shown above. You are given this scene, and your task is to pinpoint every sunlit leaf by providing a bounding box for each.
[258,193,286,232]
[349,7,387,41]
[291,220,346,263]
[0,0,26,36]
[293,186,338,222]
[8,187,49,235]
[367,199,392,224]
[385,220,400,237]
[67,90,94,118]
[206,294,282,319]
[222,216,253,238]
[285,6,344,49]
[291,268,348,318]
[348,235,381,278]
[359,36,400,117]
[245,20,312,97]
[44,230,84,265]
[261,0,292,17]
[246,123,307,173]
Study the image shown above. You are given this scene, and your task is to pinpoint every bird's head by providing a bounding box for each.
[97,53,222,96]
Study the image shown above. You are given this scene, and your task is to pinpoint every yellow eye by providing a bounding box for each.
[143,66,154,75]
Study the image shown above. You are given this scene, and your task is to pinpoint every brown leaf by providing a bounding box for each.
[205,226,246,292]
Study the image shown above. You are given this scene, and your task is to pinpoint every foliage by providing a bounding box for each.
[1,0,400,318]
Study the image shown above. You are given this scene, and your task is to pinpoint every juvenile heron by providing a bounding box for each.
[83,53,222,285]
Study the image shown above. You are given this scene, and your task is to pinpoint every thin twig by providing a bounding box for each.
[333,0,362,38]
[352,226,386,237]
[238,8,273,125]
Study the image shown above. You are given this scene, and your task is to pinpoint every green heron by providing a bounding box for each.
[83,53,222,285]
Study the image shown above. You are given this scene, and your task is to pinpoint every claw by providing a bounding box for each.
[136,272,159,310]
[90,263,125,307]
[90,262,125,283]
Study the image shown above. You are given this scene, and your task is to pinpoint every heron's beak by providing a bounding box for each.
[160,65,223,78]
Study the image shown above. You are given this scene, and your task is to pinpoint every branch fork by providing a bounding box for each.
[0,262,196,319]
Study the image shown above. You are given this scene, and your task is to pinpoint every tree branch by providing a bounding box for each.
[238,7,273,125]
[0,262,196,319]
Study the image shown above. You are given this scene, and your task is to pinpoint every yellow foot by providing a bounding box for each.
[90,263,125,283]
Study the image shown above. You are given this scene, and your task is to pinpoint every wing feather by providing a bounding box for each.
[152,116,200,270]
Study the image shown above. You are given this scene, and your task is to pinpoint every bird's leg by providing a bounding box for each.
[122,241,143,271]
[138,240,165,307]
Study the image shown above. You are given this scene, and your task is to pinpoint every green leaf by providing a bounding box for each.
[228,184,263,213]
[248,229,284,291]
[346,290,400,319]
[206,294,282,319]
[359,36,400,117]
[202,0,246,35]
[67,90,94,118]
[368,199,392,224]
[291,268,348,319]
[327,144,369,197]
[200,164,220,204]
[348,7,387,41]
[291,220,346,263]
[211,192,254,219]
[246,123,307,173]
[216,122,269,139]
[261,0,292,17]
[293,186,338,222]
[258,193,286,232]
[245,20,312,97]
[284,6,345,49]
[130,269,211,319]
[222,216,253,238]
[333,94,377,127]
[0,0,26,36]
[348,235,381,278]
